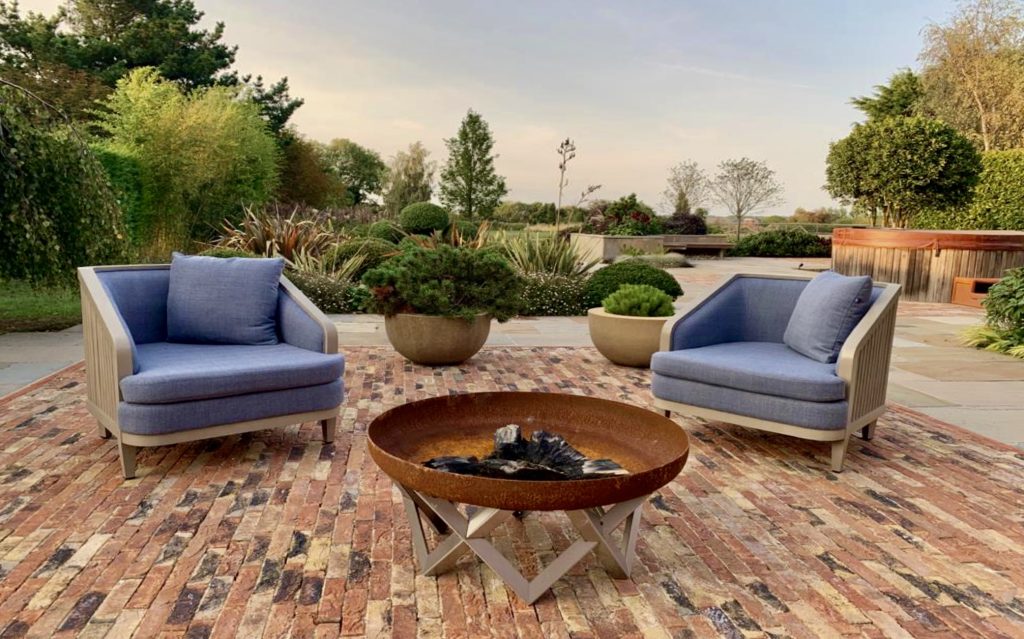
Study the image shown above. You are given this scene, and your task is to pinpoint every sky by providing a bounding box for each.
[21,0,958,215]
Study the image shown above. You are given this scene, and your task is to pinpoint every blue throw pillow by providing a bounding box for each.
[783,271,873,364]
[166,253,285,345]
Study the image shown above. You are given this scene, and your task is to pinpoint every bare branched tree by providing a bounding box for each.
[709,158,784,241]
[662,161,709,215]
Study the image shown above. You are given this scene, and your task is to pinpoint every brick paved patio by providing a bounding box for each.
[1,347,1023,638]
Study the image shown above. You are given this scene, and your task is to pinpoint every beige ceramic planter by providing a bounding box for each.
[384,313,491,365]
[588,308,671,368]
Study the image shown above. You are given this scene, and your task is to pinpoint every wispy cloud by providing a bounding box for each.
[656,62,814,91]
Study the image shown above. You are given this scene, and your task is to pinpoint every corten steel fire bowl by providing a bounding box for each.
[368,392,690,512]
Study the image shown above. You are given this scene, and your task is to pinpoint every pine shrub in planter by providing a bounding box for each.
[729,228,831,257]
[362,245,522,321]
[583,261,683,307]
[399,202,450,235]
[519,273,589,316]
[602,284,674,317]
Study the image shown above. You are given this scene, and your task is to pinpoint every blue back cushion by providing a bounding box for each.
[96,268,171,375]
[166,253,285,345]
[671,277,808,350]
[784,271,873,363]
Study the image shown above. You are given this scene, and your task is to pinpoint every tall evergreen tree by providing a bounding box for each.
[439,109,507,219]
[851,69,924,121]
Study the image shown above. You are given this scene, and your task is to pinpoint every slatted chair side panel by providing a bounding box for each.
[80,278,122,425]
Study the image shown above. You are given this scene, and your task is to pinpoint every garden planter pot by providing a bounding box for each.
[384,313,491,365]
[587,308,670,367]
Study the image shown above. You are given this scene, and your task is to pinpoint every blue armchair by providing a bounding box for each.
[652,274,901,472]
[78,264,344,479]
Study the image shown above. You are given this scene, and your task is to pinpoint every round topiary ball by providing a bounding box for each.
[583,260,683,308]
[399,202,450,235]
[367,220,405,243]
[325,238,398,277]
[452,218,479,240]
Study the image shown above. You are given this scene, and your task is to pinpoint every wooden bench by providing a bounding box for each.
[662,235,733,258]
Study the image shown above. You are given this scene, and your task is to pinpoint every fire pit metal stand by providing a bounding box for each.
[398,484,645,605]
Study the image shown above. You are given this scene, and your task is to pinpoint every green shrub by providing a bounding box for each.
[518,273,589,316]
[913,150,1024,230]
[286,270,366,313]
[583,261,683,307]
[324,238,398,277]
[399,202,450,235]
[662,213,707,235]
[367,220,405,243]
[729,228,831,257]
[584,194,662,236]
[362,245,522,321]
[199,247,260,258]
[452,219,479,240]
[602,284,675,317]
[984,267,1024,338]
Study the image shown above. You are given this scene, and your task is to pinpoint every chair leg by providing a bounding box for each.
[861,420,876,441]
[830,437,850,473]
[97,423,111,439]
[663,410,672,418]
[321,417,337,444]
[118,441,138,479]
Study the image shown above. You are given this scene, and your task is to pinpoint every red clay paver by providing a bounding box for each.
[0,347,1022,638]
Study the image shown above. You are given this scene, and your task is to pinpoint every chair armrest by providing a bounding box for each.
[659,274,743,352]
[78,267,135,424]
[836,283,901,423]
[278,276,338,354]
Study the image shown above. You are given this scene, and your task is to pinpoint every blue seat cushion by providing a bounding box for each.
[119,380,343,436]
[651,374,848,430]
[784,270,873,363]
[167,253,285,346]
[120,343,344,404]
[650,342,846,402]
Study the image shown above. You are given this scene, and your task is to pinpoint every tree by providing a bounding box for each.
[382,142,436,217]
[240,76,304,138]
[0,1,302,130]
[319,139,387,205]
[662,161,709,215]
[277,134,346,208]
[825,117,981,228]
[0,83,125,282]
[709,158,784,241]
[920,0,1024,151]
[851,69,924,120]
[92,67,279,253]
[439,109,507,219]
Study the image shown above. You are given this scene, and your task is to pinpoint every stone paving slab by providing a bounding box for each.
[0,349,1023,638]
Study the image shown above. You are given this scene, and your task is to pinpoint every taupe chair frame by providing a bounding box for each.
[79,264,340,479]
[654,273,901,472]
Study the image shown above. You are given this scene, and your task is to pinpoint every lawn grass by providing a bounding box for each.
[0,280,81,334]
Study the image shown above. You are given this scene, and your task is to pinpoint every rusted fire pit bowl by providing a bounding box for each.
[368,392,690,512]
